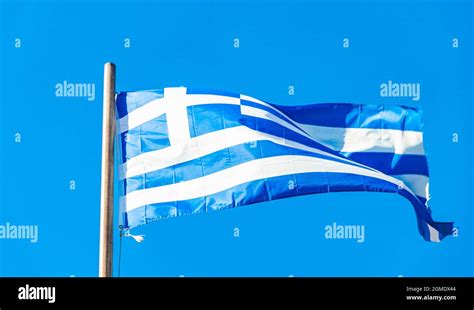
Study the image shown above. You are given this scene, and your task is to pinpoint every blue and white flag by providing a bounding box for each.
[115,87,454,242]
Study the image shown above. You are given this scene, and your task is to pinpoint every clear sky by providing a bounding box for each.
[0,0,472,276]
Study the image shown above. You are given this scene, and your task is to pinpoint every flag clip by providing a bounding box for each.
[124,231,145,243]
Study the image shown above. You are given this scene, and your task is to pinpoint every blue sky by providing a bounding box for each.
[0,0,473,276]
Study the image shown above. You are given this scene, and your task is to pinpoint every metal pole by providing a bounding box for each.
[99,62,116,277]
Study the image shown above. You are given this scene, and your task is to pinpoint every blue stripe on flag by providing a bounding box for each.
[122,172,424,236]
[188,104,242,138]
[345,153,429,176]
[274,103,423,131]
[116,90,164,118]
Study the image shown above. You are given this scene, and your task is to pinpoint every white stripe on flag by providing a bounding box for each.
[240,94,300,127]
[122,154,412,212]
[427,223,441,242]
[299,124,424,155]
[164,87,191,145]
[120,125,369,180]
[391,174,429,199]
[240,105,314,141]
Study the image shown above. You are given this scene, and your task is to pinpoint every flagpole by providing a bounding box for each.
[99,62,116,277]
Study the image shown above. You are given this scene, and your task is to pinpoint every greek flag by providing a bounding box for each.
[116,87,454,242]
